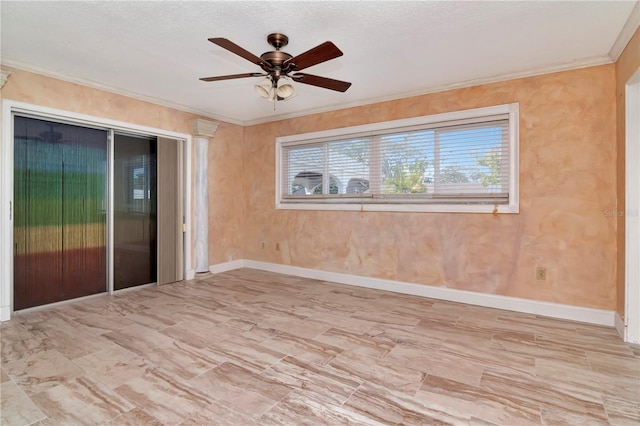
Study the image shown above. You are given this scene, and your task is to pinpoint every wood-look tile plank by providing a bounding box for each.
[188,362,292,416]
[597,374,640,409]
[142,340,222,380]
[418,374,542,425]
[179,400,261,426]
[103,323,176,355]
[31,375,134,425]
[122,309,179,330]
[205,335,287,373]
[481,369,609,423]
[0,322,55,366]
[309,311,378,334]
[62,295,148,319]
[365,323,443,350]
[0,381,47,425]
[602,395,640,426]
[261,315,331,340]
[439,338,536,381]
[158,319,235,348]
[536,332,636,357]
[262,331,343,365]
[114,366,211,425]
[495,311,579,334]
[314,327,393,358]
[104,408,164,426]
[261,355,361,406]
[490,330,591,369]
[350,309,421,329]
[328,351,426,395]
[414,317,493,349]
[0,365,10,383]
[586,350,640,379]
[432,301,502,322]
[70,311,135,334]
[535,358,609,393]
[260,391,385,426]
[73,344,149,389]
[540,403,612,426]
[385,342,485,387]
[4,349,84,395]
[343,382,471,425]
[228,320,281,343]
[36,318,114,360]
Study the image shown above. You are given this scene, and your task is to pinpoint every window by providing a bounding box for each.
[125,154,156,214]
[276,103,519,213]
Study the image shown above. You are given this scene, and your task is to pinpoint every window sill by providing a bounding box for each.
[275,202,519,214]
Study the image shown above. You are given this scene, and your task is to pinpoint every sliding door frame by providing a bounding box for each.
[1,100,192,319]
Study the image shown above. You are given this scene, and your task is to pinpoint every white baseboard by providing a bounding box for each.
[209,259,245,274]
[0,305,10,321]
[615,311,626,339]
[210,259,616,327]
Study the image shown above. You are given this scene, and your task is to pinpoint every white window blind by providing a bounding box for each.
[277,103,519,213]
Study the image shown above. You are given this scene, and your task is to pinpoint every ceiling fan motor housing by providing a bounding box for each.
[260,51,293,75]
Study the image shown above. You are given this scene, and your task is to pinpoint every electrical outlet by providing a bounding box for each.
[275,242,280,251]
[536,267,546,280]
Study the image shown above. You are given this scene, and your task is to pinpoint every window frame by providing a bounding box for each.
[275,103,519,213]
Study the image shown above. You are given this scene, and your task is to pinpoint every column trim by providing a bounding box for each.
[192,119,218,273]
[0,70,11,88]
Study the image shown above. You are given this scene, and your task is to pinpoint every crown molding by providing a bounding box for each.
[0,58,245,126]
[609,1,640,61]
[243,55,613,126]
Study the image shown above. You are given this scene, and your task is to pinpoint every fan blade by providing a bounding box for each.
[284,41,343,71]
[291,73,351,92]
[208,38,272,70]
[200,72,264,82]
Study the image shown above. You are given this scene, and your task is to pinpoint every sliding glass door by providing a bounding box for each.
[12,114,184,310]
[13,116,108,310]
[113,134,157,290]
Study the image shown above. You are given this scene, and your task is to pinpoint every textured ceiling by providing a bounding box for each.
[1,1,637,125]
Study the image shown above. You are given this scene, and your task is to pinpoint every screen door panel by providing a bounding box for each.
[157,137,184,285]
[13,116,107,310]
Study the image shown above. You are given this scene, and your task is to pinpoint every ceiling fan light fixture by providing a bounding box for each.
[281,91,296,101]
[254,77,273,99]
[276,77,295,100]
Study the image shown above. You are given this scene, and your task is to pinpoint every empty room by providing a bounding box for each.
[1,1,639,425]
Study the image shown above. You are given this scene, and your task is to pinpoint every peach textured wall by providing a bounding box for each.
[208,123,245,264]
[1,67,245,269]
[243,65,618,310]
[615,27,640,318]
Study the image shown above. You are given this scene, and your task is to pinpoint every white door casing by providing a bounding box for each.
[625,68,640,344]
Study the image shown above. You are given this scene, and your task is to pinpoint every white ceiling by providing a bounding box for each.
[1,1,637,125]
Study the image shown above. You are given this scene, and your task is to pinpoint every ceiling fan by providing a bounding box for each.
[200,33,351,101]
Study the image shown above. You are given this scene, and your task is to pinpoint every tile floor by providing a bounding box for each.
[1,268,639,425]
